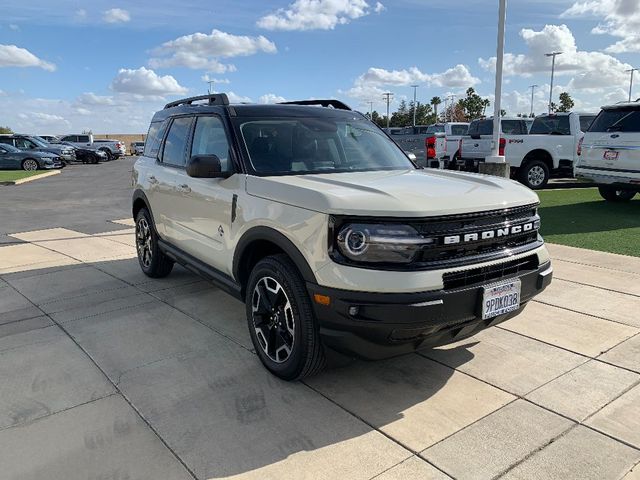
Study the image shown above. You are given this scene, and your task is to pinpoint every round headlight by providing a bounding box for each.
[344,228,369,256]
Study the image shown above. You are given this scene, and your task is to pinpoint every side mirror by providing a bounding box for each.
[186,154,231,178]
[405,151,417,162]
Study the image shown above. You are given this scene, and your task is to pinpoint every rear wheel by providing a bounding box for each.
[21,159,39,171]
[598,186,637,202]
[518,160,549,189]
[135,208,174,278]
[99,148,112,161]
[246,254,325,380]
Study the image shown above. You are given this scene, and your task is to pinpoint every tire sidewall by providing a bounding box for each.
[246,258,310,380]
[135,209,160,275]
[520,161,549,189]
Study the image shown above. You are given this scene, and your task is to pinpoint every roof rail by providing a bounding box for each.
[164,93,230,109]
[277,99,352,111]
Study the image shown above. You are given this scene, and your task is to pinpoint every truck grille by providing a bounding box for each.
[409,203,542,269]
[442,254,539,290]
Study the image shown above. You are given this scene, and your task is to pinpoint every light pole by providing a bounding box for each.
[625,68,638,102]
[382,92,393,128]
[529,84,538,117]
[448,94,456,122]
[545,52,562,114]
[207,80,215,94]
[411,85,419,127]
[489,0,506,162]
[367,101,374,120]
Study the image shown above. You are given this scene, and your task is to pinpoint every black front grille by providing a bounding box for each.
[443,254,539,290]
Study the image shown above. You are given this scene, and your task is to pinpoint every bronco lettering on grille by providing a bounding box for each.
[442,222,537,245]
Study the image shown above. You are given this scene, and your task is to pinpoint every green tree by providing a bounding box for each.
[481,98,491,117]
[500,109,507,117]
[557,92,574,112]
[389,100,411,127]
[459,88,488,121]
[0,126,12,134]
[430,96,442,121]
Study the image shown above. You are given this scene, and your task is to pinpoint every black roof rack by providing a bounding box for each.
[277,99,352,111]
[164,93,230,109]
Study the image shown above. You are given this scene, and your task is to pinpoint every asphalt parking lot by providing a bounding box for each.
[1,158,639,480]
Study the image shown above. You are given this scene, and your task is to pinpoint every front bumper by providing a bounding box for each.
[308,261,552,360]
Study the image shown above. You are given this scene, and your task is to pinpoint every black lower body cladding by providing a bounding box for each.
[307,261,552,360]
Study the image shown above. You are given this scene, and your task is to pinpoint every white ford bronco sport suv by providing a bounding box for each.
[132,94,553,380]
[575,101,640,201]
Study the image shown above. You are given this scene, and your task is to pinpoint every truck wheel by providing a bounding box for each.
[598,186,637,202]
[518,160,549,189]
[135,208,174,278]
[246,254,325,380]
[100,148,112,161]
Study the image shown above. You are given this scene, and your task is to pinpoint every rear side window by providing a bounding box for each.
[579,115,596,132]
[161,117,192,167]
[78,135,90,143]
[0,137,13,146]
[468,120,493,136]
[144,120,169,158]
[502,120,527,135]
[450,125,469,136]
[60,135,76,142]
[529,116,570,135]
[589,109,640,133]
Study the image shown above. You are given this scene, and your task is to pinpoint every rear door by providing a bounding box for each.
[583,107,640,175]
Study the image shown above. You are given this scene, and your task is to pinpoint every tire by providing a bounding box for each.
[598,186,637,202]
[135,208,174,278]
[91,155,99,164]
[246,254,325,380]
[21,158,39,171]
[100,148,112,161]
[518,160,549,189]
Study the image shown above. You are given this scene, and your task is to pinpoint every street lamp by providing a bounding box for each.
[625,68,638,102]
[411,85,419,127]
[529,84,538,117]
[545,52,562,114]
[382,92,394,129]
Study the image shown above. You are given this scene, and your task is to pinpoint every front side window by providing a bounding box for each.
[15,138,36,149]
[144,120,169,158]
[191,116,232,172]
[502,120,525,135]
[161,117,192,167]
[530,116,570,135]
[237,117,414,175]
[589,108,640,133]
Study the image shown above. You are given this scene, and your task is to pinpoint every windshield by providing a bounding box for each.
[28,136,50,147]
[426,124,445,134]
[237,117,414,175]
[589,108,640,133]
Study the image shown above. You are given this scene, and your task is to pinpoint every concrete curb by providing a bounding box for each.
[0,170,61,186]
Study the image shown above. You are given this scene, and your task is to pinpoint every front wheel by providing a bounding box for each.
[598,186,637,202]
[135,208,174,278]
[100,148,112,161]
[518,160,549,189]
[22,159,39,171]
[246,254,325,380]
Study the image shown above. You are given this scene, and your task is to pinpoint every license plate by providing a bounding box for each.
[603,150,619,160]
[482,280,521,320]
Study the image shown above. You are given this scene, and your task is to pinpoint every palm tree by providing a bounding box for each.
[430,96,442,122]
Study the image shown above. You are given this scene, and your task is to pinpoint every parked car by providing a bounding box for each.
[434,123,470,168]
[59,142,108,164]
[387,124,442,167]
[0,143,63,170]
[575,101,640,201]
[131,141,145,155]
[94,138,126,158]
[0,134,76,164]
[132,93,552,380]
[459,113,595,189]
[58,134,124,160]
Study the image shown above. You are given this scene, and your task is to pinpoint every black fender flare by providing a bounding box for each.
[233,226,317,285]
[132,189,156,225]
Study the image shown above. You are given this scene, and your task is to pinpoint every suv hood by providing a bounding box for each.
[246,169,539,217]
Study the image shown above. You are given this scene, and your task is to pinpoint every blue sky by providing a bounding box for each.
[1,0,638,133]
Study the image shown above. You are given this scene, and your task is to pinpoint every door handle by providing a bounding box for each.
[178,184,191,194]
[148,175,159,184]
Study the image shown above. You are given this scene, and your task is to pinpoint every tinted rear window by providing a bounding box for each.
[468,120,493,136]
[501,120,527,134]
[529,116,571,135]
[450,125,469,136]
[589,108,640,133]
[579,115,596,132]
[426,125,445,134]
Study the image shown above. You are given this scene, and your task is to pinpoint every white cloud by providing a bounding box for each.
[257,0,383,31]
[76,92,116,106]
[149,29,276,72]
[478,24,631,90]
[562,0,640,53]
[74,107,92,116]
[0,44,55,71]
[343,64,479,100]
[18,111,70,127]
[103,8,131,24]
[110,67,188,97]
[200,74,231,84]
[226,91,252,103]
[259,93,287,104]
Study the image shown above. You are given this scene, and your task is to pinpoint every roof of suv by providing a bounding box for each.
[601,100,640,110]
[152,93,360,123]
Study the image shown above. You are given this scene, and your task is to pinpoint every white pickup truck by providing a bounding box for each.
[58,134,125,160]
[434,122,469,168]
[388,123,468,168]
[459,113,596,189]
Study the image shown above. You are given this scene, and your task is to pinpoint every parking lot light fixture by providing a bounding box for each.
[411,85,419,127]
[545,52,562,114]
[529,84,538,117]
[625,68,638,102]
[489,0,507,163]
